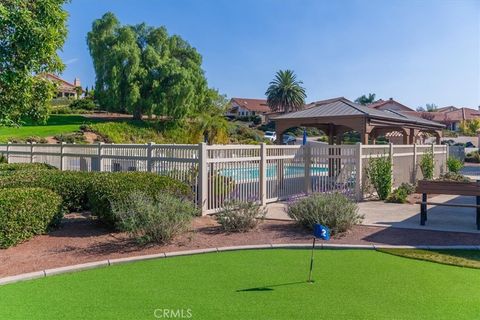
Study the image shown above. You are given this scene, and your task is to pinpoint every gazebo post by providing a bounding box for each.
[328,123,335,145]
[361,132,369,145]
[435,130,442,144]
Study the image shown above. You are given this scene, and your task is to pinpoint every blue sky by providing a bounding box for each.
[60,0,480,108]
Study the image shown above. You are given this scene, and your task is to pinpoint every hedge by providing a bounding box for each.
[87,172,191,228]
[0,170,91,211]
[0,170,192,228]
[0,163,57,172]
[0,188,63,248]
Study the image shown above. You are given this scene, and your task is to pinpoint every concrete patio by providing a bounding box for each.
[266,194,480,234]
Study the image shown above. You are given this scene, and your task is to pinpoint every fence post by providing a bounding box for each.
[355,142,363,201]
[30,142,35,163]
[389,143,394,191]
[98,142,104,172]
[445,144,449,173]
[147,142,154,172]
[431,143,435,178]
[412,143,417,183]
[198,143,208,215]
[6,142,11,163]
[60,142,65,171]
[304,143,312,195]
[260,143,267,206]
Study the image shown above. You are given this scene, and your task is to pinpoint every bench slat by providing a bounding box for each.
[416,201,480,208]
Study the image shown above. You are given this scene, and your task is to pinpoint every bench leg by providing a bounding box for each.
[420,193,427,226]
[477,196,480,231]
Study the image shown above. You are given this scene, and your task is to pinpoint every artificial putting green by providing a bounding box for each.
[0,249,479,319]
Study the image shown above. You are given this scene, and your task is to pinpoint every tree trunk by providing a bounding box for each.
[133,106,142,120]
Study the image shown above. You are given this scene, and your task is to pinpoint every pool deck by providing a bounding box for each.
[266,194,480,234]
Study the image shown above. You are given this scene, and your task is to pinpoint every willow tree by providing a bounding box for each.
[0,0,68,126]
[87,13,208,120]
[266,70,306,113]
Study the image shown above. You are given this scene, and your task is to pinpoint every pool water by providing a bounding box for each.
[219,165,328,180]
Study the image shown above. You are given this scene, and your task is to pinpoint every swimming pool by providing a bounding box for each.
[219,164,328,180]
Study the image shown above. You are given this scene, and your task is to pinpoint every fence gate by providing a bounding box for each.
[202,144,359,214]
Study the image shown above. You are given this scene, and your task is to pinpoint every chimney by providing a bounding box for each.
[73,78,81,87]
[389,97,393,101]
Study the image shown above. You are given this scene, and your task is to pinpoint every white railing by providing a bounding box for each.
[0,142,447,214]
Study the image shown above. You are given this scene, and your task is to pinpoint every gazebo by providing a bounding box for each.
[273,98,445,144]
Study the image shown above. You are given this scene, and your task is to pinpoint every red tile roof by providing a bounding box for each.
[403,108,480,123]
[230,98,271,113]
[41,73,77,88]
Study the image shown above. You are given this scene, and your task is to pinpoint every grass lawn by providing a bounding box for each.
[1,249,479,319]
[0,115,98,142]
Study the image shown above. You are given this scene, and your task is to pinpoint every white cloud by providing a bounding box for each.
[64,58,78,65]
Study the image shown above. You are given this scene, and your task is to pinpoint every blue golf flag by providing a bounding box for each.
[313,224,330,240]
[302,128,307,145]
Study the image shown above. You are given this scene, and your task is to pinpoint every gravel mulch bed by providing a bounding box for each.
[1,213,480,278]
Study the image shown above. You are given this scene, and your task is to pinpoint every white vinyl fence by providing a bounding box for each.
[0,142,447,214]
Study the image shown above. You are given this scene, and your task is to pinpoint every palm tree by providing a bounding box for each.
[265,70,306,113]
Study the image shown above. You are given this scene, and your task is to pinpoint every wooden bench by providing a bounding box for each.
[416,180,480,230]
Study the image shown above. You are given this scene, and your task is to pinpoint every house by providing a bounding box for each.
[367,98,480,131]
[41,73,83,99]
[368,98,413,112]
[403,107,480,131]
[227,98,271,118]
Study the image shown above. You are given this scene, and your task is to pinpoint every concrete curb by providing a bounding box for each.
[108,253,166,265]
[44,260,109,277]
[217,244,273,252]
[1,243,479,286]
[165,248,218,257]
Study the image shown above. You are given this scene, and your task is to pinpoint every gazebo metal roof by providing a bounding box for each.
[274,99,444,129]
[272,98,445,144]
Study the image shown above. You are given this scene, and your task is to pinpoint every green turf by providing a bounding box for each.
[0,249,479,319]
[378,249,480,269]
[0,115,99,142]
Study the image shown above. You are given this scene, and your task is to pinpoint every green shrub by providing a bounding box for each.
[0,170,91,211]
[252,116,262,125]
[386,188,408,204]
[436,172,471,183]
[0,163,57,171]
[111,191,197,244]
[398,182,415,195]
[419,150,435,179]
[86,121,163,144]
[0,188,63,248]
[69,98,96,111]
[88,172,191,228]
[50,105,74,114]
[54,132,86,144]
[287,192,362,235]
[0,154,7,164]
[8,136,48,144]
[216,200,266,232]
[366,155,392,200]
[446,157,463,174]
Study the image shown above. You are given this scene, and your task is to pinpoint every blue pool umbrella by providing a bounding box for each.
[302,128,307,145]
